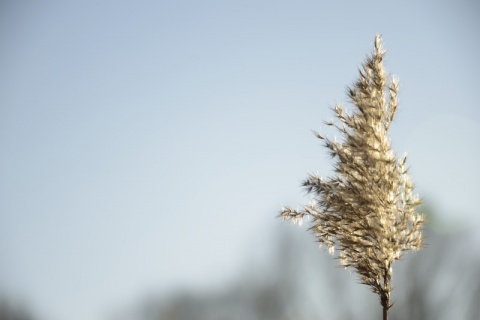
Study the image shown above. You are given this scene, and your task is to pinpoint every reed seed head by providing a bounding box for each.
[279,34,424,310]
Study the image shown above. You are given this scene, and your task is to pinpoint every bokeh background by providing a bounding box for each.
[1,1,479,319]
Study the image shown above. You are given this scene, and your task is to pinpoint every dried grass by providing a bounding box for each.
[279,34,424,320]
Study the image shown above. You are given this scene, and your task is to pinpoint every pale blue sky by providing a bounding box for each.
[1,1,479,319]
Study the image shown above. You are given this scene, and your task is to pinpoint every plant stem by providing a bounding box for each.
[383,268,390,320]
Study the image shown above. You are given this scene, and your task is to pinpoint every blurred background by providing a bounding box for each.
[1,1,479,319]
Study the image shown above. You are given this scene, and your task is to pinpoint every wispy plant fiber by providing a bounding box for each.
[279,35,424,319]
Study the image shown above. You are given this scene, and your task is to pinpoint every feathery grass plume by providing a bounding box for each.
[279,34,424,320]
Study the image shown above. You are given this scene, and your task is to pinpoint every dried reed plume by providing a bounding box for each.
[279,35,424,320]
